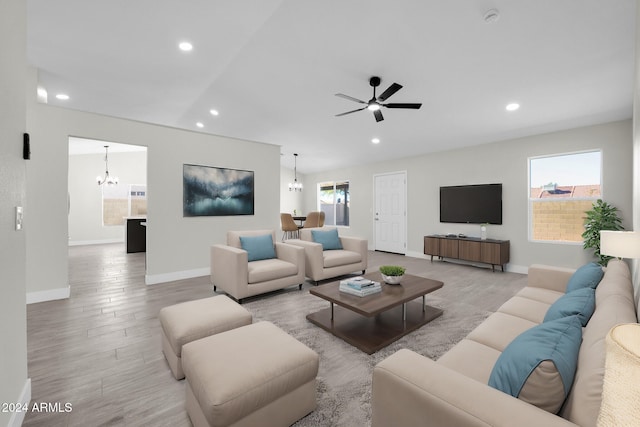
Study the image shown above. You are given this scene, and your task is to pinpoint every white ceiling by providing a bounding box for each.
[68,137,146,156]
[28,1,636,173]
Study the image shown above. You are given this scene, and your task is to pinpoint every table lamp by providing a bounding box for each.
[597,323,640,426]
[599,231,640,259]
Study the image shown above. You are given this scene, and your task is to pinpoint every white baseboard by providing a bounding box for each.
[145,267,209,285]
[68,238,123,246]
[7,378,31,427]
[405,250,429,259]
[26,286,70,304]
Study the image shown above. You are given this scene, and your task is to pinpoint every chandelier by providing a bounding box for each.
[96,145,119,186]
[288,153,303,192]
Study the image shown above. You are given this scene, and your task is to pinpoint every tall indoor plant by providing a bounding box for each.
[582,199,624,266]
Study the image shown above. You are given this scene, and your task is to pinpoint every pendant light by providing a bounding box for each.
[288,153,302,192]
[96,145,119,186]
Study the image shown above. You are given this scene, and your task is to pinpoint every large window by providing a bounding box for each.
[529,151,602,243]
[102,184,147,226]
[319,181,350,226]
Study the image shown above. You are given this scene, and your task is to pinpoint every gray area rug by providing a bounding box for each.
[242,254,528,427]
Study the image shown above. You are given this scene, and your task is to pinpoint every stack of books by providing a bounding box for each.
[339,277,382,297]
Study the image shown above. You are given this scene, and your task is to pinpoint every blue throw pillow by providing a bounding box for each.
[488,315,582,413]
[544,287,595,326]
[239,234,276,262]
[565,262,604,293]
[311,229,343,250]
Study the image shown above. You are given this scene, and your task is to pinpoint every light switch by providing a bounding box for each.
[16,206,23,230]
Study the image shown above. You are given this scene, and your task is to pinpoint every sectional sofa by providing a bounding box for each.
[372,260,637,427]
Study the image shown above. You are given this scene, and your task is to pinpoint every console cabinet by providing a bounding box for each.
[424,235,509,272]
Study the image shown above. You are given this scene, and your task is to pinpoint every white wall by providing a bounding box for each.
[0,0,30,424]
[26,101,282,295]
[633,0,640,319]
[68,151,147,244]
[303,120,633,272]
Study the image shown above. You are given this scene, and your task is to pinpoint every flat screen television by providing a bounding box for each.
[440,183,502,225]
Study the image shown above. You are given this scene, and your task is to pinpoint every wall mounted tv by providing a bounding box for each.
[440,183,502,225]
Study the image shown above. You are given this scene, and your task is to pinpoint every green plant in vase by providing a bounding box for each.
[379,265,406,284]
[582,199,624,266]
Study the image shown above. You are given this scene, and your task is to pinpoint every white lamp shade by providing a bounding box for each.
[597,323,640,426]
[599,231,640,259]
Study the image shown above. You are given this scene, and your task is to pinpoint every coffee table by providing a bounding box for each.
[307,272,444,354]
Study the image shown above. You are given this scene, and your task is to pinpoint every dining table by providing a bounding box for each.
[292,216,306,227]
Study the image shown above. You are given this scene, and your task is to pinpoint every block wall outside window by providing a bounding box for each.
[102,184,147,226]
[531,199,596,242]
[529,150,601,243]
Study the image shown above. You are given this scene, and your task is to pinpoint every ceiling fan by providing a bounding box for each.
[335,76,422,122]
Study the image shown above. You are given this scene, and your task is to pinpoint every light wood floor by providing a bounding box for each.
[24,244,410,426]
[24,244,215,426]
[23,243,520,426]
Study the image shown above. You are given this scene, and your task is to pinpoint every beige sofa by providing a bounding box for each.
[211,230,305,302]
[372,260,637,427]
[286,227,367,284]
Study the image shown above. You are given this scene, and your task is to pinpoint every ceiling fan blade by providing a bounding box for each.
[335,93,366,104]
[383,103,422,109]
[373,109,384,122]
[377,83,403,102]
[336,107,367,117]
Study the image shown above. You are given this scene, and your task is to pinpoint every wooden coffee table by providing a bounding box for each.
[307,272,444,354]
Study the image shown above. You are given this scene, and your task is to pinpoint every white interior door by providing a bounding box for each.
[374,172,407,254]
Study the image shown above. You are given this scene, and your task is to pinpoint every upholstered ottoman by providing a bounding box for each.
[182,321,319,427]
[159,295,252,380]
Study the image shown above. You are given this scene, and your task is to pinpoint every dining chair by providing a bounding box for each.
[281,213,300,240]
[303,211,321,228]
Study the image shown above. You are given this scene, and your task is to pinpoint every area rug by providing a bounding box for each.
[242,263,527,426]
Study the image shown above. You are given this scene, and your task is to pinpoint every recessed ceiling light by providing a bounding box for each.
[179,41,193,52]
[371,138,380,144]
[209,109,219,116]
[506,103,520,111]
[196,122,204,128]
[56,93,69,100]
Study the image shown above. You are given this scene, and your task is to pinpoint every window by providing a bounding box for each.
[318,181,350,226]
[529,151,602,243]
[102,184,147,226]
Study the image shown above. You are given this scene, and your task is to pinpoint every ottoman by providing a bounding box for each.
[159,295,252,380]
[182,321,319,427]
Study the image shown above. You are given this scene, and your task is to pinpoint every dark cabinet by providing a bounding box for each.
[424,235,509,271]
[126,217,146,253]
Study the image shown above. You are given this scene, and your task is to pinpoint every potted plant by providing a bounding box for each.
[582,199,624,266]
[379,265,406,285]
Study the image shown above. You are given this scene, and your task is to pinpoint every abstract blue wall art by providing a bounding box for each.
[183,164,254,216]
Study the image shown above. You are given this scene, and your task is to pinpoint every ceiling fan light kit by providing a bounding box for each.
[335,76,422,122]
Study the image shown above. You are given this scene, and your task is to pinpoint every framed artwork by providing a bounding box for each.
[183,164,254,216]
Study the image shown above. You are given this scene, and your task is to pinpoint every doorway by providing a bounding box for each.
[374,171,407,254]
[67,137,147,247]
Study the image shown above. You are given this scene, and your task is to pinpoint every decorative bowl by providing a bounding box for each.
[381,274,404,285]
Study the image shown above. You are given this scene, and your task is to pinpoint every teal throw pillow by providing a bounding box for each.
[239,234,276,262]
[565,262,604,293]
[544,287,596,326]
[488,315,582,413]
[311,229,343,250]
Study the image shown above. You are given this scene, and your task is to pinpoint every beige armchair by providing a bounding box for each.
[211,230,305,303]
[287,227,367,285]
